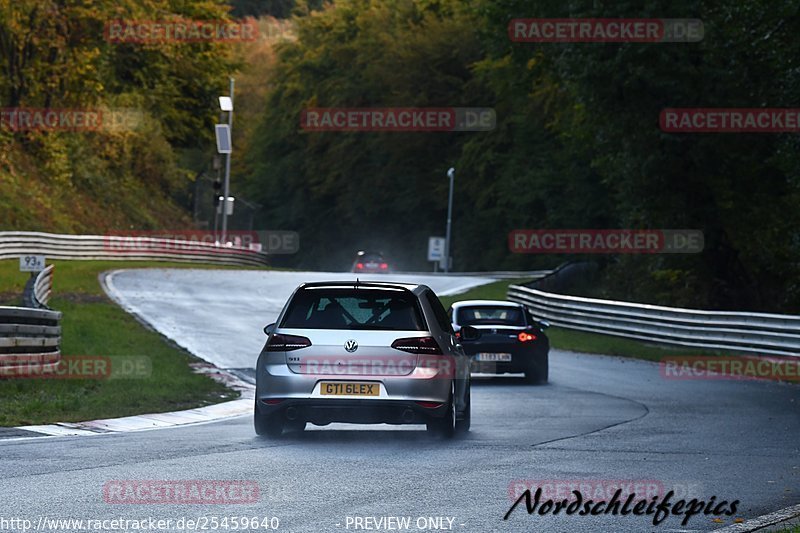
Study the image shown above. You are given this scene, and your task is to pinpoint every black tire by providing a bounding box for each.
[539,356,549,383]
[455,382,470,434]
[284,420,306,433]
[254,403,283,438]
[524,357,549,384]
[427,388,456,438]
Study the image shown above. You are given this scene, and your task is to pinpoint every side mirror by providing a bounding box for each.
[537,320,550,330]
[263,323,276,335]
[459,325,481,342]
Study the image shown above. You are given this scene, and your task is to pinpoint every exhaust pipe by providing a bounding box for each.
[401,409,415,423]
[285,406,298,420]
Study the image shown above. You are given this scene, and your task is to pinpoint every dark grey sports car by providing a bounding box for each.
[449,300,549,384]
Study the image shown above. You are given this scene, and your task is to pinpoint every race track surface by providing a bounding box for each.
[1,269,797,533]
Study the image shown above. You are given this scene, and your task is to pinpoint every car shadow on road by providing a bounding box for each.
[250,425,473,445]
[471,375,551,387]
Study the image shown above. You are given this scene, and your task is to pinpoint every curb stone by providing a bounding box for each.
[714,504,800,532]
[15,366,253,438]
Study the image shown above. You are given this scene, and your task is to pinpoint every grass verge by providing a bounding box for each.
[441,278,730,362]
[0,259,253,427]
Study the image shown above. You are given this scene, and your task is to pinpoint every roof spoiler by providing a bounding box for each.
[298,280,414,292]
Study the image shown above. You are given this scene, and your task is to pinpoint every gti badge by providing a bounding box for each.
[344,339,358,352]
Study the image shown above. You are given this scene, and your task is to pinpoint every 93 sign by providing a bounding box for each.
[20,255,46,272]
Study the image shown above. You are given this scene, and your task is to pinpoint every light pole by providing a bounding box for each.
[444,167,455,274]
[219,77,234,243]
[211,156,222,241]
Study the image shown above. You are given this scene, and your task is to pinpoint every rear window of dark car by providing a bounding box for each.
[281,288,425,330]
[358,253,384,262]
[456,306,525,326]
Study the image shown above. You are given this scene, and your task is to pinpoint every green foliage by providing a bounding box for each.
[244,0,568,271]
[230,0,325,18]
[507,0,800,310]
[231,0,294,18]
[0,0,242,232]
[2,0,799,312]
[244,0,800,311]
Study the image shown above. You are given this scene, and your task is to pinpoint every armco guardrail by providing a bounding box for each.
[0,231,269,267]
[456,270,553,280]
[0,306,62,377]
[401,270,554,280]
[23,264,54,309]
[507,285,800,357]
[34,264,54,307]
[0,230,267,377]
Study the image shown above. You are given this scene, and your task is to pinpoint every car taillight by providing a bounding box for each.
[454,330,461,339]
[518,332,536,342]
[380,263,388,269]
[266,333,312,351]
[391,336,443,355]
[356,262,364,269]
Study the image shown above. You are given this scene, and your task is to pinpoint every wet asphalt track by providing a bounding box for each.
[0,269,797,533]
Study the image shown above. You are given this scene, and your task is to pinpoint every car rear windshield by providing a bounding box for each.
[281,288,425,330]
[456,306,525,326]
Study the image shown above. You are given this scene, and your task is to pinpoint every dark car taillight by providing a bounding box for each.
[391,336,443,355]
[356,262,364,269]
[518,331,537,342]
[380,263,388,269]
[266,333,312,351]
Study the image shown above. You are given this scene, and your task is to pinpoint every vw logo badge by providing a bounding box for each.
[344,339,358,352]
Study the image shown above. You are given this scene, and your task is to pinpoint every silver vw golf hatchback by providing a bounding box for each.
[255,281,477,438]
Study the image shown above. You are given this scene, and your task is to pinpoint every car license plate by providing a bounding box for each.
[476,353,512,362]
[320,382,379,396]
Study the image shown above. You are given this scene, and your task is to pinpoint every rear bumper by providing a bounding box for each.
[471,360,539,374]
[255,351,468,424]
[256,354,458,399]
[257,398,447,425]
[467,344,548,375]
